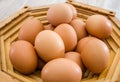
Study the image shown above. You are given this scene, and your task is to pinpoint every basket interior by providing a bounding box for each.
[0,2,120,82]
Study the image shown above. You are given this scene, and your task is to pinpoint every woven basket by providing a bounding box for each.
[0,1,120,82]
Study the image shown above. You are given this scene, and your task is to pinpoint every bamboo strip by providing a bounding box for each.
[7,70,34,82]
[15,70,36,82]
[106,37,119,53]
[29,75,43,82]
[76,7,95,16]
[108,16,120,29]
[111,49,120,81]
[0,71,20,82]
[29,11,47,16]
[3,25,20,40]
[0,36,7,71]
[81,78,104,82]
[0,13,29,36]
[77,17,86,22]
[28,6,49,12]
[116,72,120,82]
[4,38,13,72]
[105,49,120,80]
[3,16,33,40]
[35,16,47,20]
[111,22,120,37]
[10,32,18,42]
[111,30,120,47]
[70,2,115,16]
[77,13,88,19]
[40,20,48,25]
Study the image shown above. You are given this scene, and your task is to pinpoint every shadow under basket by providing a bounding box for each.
[0,1,120,82]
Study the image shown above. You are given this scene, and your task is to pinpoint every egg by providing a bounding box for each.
[54,24,77,51]
[70,18,88,40]
[86,15,112,39]
[81,37,110,73]
[35,30,65,62]
[67,3,77,19]
[65,52,84,71]
[41,58,82,82]
[9,40,38,74]
[76,36,91,53]
[47,3,73,26]
[18,18,44,45]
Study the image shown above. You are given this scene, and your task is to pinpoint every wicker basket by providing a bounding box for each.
[0,1,120,82]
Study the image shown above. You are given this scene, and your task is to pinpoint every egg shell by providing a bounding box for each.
[70,18,88,40]
[35,30,65,62]
[86,15,112,39]
[81,37,110,73]
[76,36,92,53]
[9,40,38,74]
[67,3,77,19]
[54,24,77,51]
[65,52,85,72]
[41,58,82,82]
[18,18,44,45]
[47,3,73,26]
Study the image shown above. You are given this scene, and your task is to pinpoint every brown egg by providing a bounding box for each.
[47,3,73,26]
[65,52,84,71]
[86,15,112,39]
[9,40,38,74]
[67,3,77,19]
[76,36,92,53]
[81,37,110,73]
[54,24,77,51]
[18,18,44,45]
[70,18,88,40]
[35,30,65,62]
[41,58,82,82]
[44,24,55,30]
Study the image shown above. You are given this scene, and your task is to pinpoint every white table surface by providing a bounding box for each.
[0,0,120,22]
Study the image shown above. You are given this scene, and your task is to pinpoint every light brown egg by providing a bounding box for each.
[54,24,77,51]
[70,18,88,40]
[35,30,65,62]
[9,40,38,74]
[76,36,92,53]
[41,58,82,82]
[81,37,110,73]
[18,18,44,45]
[67,3,77,19]
[47,3,73,26]
[86,15,112,39]
[65,52,84,71]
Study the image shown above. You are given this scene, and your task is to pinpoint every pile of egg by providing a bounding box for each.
[9,3,112,82]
